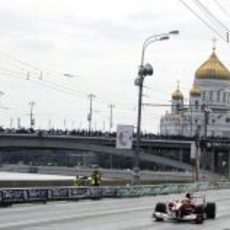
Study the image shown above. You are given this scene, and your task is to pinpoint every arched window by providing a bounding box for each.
[223,92,227,103]
[217,91,220,102]
[202,91,206,101]
[210,91,213,102]
[195,100,199,110]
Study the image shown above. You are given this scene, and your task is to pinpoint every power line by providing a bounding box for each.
[0,66,135,112]
[0,60,136,112]
[0,44,171,127]
[214,0,230,18]
[179,0,226,41]
[0,64,168,124]
[0,50,137,109]
[193,0,230,32]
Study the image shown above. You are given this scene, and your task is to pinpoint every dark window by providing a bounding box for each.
[210,91,213,102]
[202,91,206,101]
[195,100,199,110]
[226,118,230,123]
[223,92,227,103]
[217,91,220,102]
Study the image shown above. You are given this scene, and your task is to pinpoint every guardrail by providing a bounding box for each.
[0,182,228,206]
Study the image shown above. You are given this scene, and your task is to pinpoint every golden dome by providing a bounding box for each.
[172,88,183,100]
[195,51,230,80]
[190,85,201,97]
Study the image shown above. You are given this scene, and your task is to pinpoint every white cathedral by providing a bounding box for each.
[160,46,230,138]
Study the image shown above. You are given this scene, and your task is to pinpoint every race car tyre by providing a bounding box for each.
[154,202,166,221]
[194,205,204,224]
[155,202,166,213]
[195,214,204,224]
[205,202,216,219]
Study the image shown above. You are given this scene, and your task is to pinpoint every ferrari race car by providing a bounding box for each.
[153,193,216,224]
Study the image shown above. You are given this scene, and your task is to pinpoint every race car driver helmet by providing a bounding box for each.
[185,193,192,199]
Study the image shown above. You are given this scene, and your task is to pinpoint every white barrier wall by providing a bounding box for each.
[0,182,227,206]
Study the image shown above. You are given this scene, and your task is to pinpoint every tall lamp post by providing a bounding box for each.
[133,30,179,184]
[29,101,36,130]
[201,104,211,172]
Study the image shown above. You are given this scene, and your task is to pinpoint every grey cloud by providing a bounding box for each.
[57,16,151,42]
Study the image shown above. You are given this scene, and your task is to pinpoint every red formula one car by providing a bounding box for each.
[153,193,216,224]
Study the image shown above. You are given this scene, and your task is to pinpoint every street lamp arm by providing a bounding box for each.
[143,33,167,47]
[144,36,169,49]
[142,30,179,48]
[140,36,170,66]
[141,38,160,66]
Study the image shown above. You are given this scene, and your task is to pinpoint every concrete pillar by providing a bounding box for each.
[211,147,215,173]
[179,149,183,162]
[228,150,230,177]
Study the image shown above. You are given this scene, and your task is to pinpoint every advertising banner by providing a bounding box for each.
[89,187,103,199]
[27,189,48,201]
[49,188,70,200]
[116,125,133,149]
[1,189,26,203]
[70,187,90,199]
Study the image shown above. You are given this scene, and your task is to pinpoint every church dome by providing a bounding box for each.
[195,50,230,80]
[190,85,201,97]
[172,88,183,100]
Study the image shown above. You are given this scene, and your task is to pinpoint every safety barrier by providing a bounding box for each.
[0,182,228,206]
[0,186,118,205]
[116,183,192,198]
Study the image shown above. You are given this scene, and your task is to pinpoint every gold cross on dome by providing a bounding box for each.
[212,38,217,51]
[177,80,180,90]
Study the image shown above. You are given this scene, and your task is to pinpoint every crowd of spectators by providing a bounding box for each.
[0,127,229,141]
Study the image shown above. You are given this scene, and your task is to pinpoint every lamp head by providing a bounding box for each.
[138,65,145,76]
[159,36,169,41]
[138,64,153,77]
[169,30,179,35]
[144,63,153,76]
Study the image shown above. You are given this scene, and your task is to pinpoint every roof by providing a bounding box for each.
[195,51,230,81]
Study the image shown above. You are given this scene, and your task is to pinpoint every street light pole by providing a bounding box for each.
[133,30,179,185]
[195,125,201,184]
[87,94,96,133]
[134,74,144,176]
[108,104,115,133]
[201,104,210,172]
[29,101,36,131]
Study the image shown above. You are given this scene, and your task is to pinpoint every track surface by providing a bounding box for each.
[0,189,230,230]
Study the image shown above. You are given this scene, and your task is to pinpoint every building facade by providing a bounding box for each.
[160,47,230,138]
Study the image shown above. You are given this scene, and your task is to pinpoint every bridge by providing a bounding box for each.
[0,133,229,173]
[0,134,192,171]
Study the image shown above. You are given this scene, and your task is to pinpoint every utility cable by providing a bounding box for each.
[179,0,226,41]
[193,0,230,32]
[214,0,230,18]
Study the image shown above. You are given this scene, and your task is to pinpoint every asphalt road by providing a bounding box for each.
[0,189,230,230]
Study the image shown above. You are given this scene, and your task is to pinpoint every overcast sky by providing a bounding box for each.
[0,0,229,133]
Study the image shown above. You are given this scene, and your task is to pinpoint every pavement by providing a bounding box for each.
[0,172,75,180]
[0,189,229,229]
